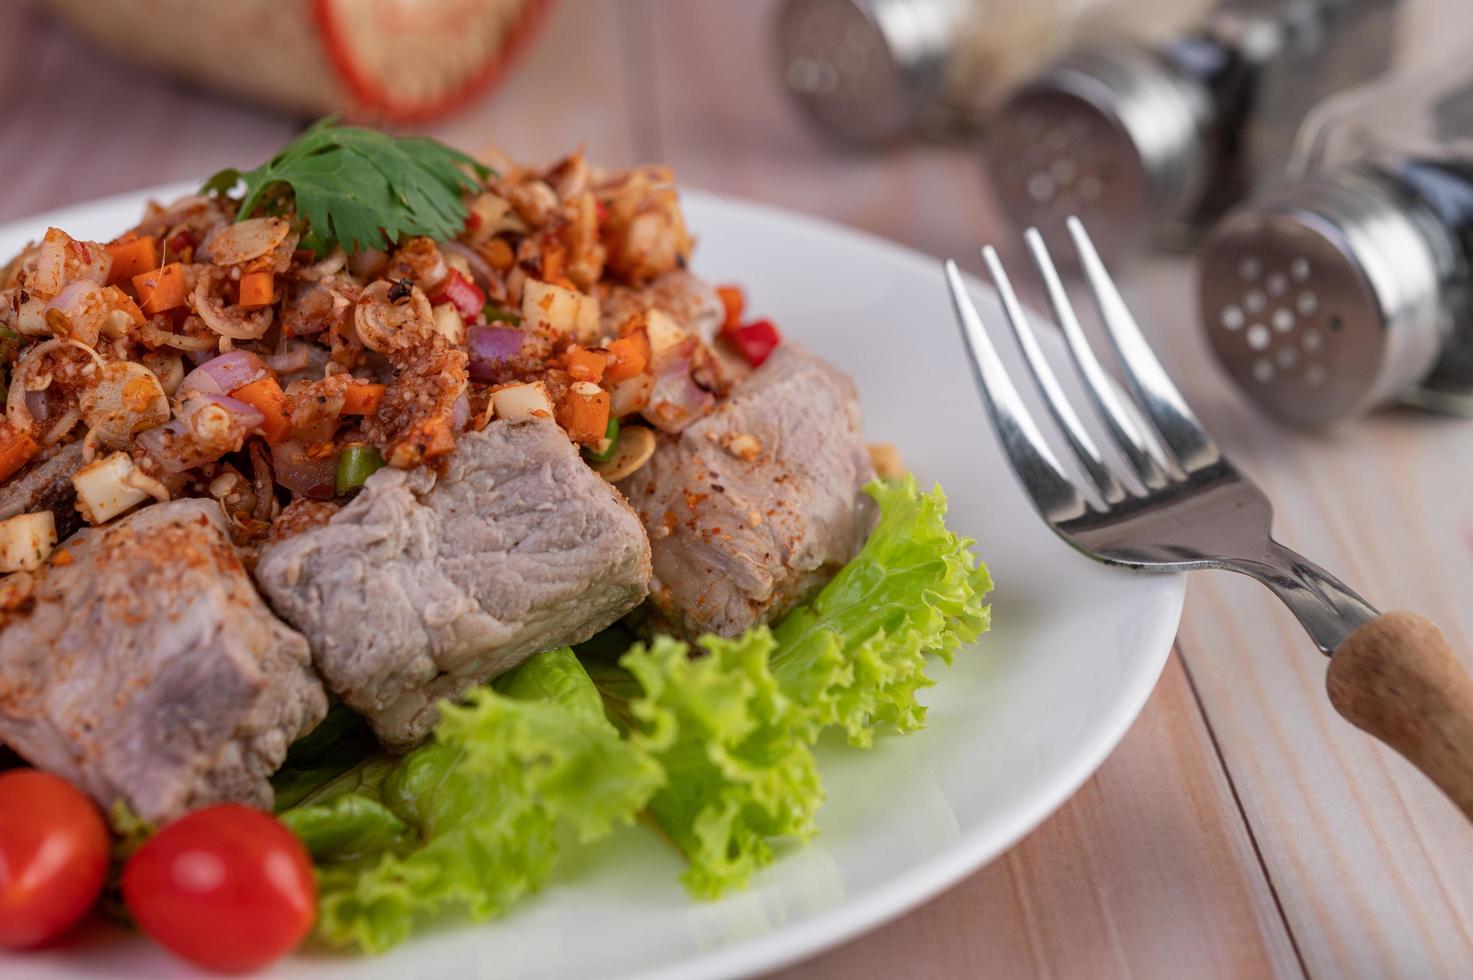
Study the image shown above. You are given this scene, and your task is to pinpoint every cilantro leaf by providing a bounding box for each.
[203,118,489,255]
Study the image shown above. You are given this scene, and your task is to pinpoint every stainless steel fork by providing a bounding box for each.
[946,217,1473,820]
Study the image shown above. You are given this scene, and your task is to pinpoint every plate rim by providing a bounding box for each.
[0,182,1186,980]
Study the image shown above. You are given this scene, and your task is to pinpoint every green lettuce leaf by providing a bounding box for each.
[278,648,662,953]
[609,633,823,899]
[770,477,992,745]
[580,476,990,899]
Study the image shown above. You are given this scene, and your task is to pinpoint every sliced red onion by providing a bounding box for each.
[439,240,495,291]
[642,338,714,433]
[201,394,266,431]
[45,280,102,317]
[137,394,266,474]
[467,325,524,382]
[178,350,269,399]
[272,439,339,499]
[135,418,192,472]
[265,346,311,374]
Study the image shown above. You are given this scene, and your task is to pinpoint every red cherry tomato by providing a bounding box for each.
[122,804,315,973]
[0,769,110,949]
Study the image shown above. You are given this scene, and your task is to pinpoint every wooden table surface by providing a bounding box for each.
[4,1,1473,976]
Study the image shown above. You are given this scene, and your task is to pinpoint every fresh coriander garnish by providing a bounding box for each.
[203,118,490,255]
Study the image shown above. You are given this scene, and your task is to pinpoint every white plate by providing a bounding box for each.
[0,185,1184,980]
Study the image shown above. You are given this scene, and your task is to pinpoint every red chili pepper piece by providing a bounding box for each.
[430,268,487,321]
[725,318,781,368]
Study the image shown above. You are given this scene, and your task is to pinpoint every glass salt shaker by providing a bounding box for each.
[983,0,1399,260]
[1198,60,1473,426]
[773,0,1211,147]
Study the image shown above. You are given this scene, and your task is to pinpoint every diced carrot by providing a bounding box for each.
[564,346,607,384]
[341,382,385,416]
[716,285,744,330]
[105,235,159,285]
[232,376,292,444]
[238,271,275,309]
[605,332,650,382]
[557,385,611,444]
[102,286,146,326]
[132,263,188,316]
[0,425,40,483]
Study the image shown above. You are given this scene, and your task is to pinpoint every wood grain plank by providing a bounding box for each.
[771,655,1303,979]
[0,3,298,225]
[1123,256,1473,979]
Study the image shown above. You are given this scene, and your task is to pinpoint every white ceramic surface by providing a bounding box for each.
[0,185,1185,980]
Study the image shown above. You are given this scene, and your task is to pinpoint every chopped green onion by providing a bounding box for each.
[335,445,385,495]
[483,303,521,325]
[582,416,620,464]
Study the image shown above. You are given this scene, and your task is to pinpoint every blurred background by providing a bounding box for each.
[3,0,1468,434]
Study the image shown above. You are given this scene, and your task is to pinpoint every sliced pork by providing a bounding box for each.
[619,344,875,638]
[0,498,326,822]
[0,442,84,539]
[255,417,652,749]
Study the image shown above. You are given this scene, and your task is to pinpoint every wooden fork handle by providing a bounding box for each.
[1327,612,1473,820]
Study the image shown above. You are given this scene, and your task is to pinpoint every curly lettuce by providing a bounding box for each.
[604,633,823,898]
[583,477,991,897]
[277,648,661,953]
[770,478,993,745]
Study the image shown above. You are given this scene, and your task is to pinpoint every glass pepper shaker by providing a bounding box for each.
[1198,59,1473,426]
[983,0,1400,260]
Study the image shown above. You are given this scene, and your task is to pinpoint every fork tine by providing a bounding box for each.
[944,260,1087,524]
[1066,216,1221,474]
[1022,228,1169,493]
[980,246,1123,506]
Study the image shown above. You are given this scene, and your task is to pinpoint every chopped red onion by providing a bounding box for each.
[451,391,470,431]
[439,240,495,291]
[178,350,269,399]
[203,394,266,430]
[24,389,50,422]
[467,325,524,382]
[135,418,192,472]
[137,394,266,474]
[272,439,339,499]
[642,338,714,433]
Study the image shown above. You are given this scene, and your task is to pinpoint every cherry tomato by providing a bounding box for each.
[0,769,110,949]
[122,804,315,973]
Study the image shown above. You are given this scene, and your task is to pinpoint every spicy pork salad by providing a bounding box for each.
[0,121,991,969]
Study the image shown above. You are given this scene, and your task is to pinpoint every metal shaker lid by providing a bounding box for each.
[983,44,1208,257]
[1198,171,1447,427]
[775,0,960,146]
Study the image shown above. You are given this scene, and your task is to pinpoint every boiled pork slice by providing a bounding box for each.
[255,417,652,749]
[0,498,326,822]
[600,269,725,342]
[619,343,875,638]
[0,441,85,539]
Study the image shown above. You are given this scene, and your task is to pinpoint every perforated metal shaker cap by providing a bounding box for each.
[984,44,1207,256]
[775,0,960,146]
[1198,172,1447,428]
